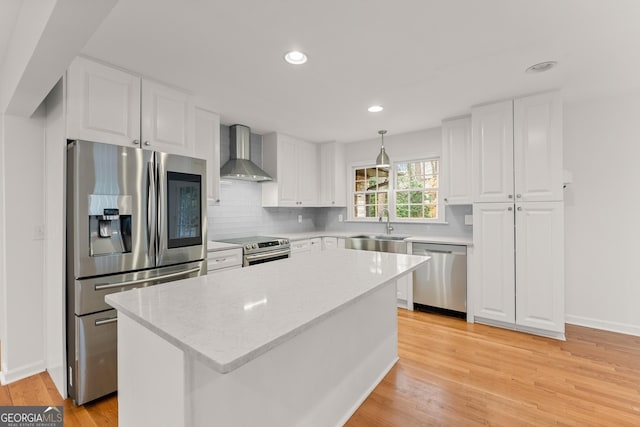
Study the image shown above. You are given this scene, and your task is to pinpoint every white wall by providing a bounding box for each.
[344,127,442,165]
[0,110,47,384]
[0,114,5,371]
[329,127,473,239]
[564,90,640,336]
[43,80,66,395]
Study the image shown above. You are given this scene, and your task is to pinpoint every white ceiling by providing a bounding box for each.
[40,1,640,142]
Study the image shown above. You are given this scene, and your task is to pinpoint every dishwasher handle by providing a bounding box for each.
[417,249,453,254]
[412,243,467,256]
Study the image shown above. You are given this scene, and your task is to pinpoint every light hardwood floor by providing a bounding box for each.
[1,310,639,426]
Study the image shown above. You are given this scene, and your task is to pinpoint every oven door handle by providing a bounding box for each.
[94,266,201,291]
[244,249,291,262]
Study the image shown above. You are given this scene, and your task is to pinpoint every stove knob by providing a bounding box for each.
[245,244,251,250]
[252,243,258,249]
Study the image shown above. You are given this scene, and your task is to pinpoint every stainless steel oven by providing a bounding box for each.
[217,236,291,267]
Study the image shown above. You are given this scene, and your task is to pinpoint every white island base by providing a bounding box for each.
[118,282,398,427]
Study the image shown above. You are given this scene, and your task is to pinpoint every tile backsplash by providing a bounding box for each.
[207,180,318,240]
[207,179,472,240]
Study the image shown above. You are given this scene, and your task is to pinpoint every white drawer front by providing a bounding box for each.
[207,248,242,272]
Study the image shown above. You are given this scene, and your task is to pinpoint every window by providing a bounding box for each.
[395,159,439,220]
[350,158,440,222]
[353,166,389,219]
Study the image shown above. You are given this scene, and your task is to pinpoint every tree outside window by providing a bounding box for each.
[395,159,439,220]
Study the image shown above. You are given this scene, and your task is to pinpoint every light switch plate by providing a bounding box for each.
[338,214,343,222]
[298,215,302,223]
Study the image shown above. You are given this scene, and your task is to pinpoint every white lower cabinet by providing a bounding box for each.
[291,238,322,255]
[321,236,346,250]
[515,202,565,333]
[472,202,564,338]
[472,203,516,323]
[207,248,243,273]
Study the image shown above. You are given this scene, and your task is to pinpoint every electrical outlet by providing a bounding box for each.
[298,215,302,223]
[33,225,45,240]
[338,214,343,222]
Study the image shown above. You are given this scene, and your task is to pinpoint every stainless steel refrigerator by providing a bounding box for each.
[66,140,207,405]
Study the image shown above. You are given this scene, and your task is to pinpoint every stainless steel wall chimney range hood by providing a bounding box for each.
[220,124,272,182]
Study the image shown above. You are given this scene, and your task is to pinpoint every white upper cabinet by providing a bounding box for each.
[515,201,564,333]
[472,92,563,203]
[471,100,514,203]
[140,79,194,155]
[441,116,472,205]
[472,202,516,324]
[318,142,346,207]
[67,56,141,147]
[262,132,318,207]
[513,92,563,202]
[194,108,221,203]
[296,141,319,205]
[66,57,195,156]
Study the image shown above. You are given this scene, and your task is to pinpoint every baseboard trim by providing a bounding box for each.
[337,356,399,426]
[0,360,45,385]
[566,314,640,337]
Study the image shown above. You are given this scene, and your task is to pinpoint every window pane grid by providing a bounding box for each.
[394,159,439,220]
[352,159,439,221]
[353,164,388,217]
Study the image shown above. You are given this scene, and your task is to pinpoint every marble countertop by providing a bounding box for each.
[106,250,429,375]
[207,241,242,251]
[273,231,473,246]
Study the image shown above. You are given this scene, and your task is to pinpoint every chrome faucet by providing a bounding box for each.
[379,208,393,235]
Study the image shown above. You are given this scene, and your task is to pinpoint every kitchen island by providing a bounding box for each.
[106,249,429,427]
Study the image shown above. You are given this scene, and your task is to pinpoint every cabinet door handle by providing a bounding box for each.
[508,207,513,211]
[516,194,522,198]
[132,139,140,145]
[517,206,523,211]
[214,257,227,262]
[144,140,151,146]
[444,197,448,202]
[508,194,513,199]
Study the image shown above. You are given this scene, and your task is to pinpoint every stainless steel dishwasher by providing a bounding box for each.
[412,243,467,317]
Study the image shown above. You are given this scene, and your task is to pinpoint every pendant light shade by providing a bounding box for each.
[375,130,390,167]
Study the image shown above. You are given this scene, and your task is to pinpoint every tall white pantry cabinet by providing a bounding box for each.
[471,91,565,339]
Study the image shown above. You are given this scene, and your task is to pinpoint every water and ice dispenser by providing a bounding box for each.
[88,194,133,256]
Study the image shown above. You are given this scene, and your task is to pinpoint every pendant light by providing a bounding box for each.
[375,130,390,167]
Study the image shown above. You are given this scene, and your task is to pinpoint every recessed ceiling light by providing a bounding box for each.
[284,50,307,65]
[525,61,558,74]
[368,105,384,113]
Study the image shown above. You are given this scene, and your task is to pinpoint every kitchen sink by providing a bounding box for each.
[345,235,408,253]
[349,234,408,241]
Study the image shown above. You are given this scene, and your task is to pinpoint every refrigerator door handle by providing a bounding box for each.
[94,266,202,291]
[147,157,156,261]
[95,316,118,326]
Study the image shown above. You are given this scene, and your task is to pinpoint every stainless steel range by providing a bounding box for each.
[218,236,291,266]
